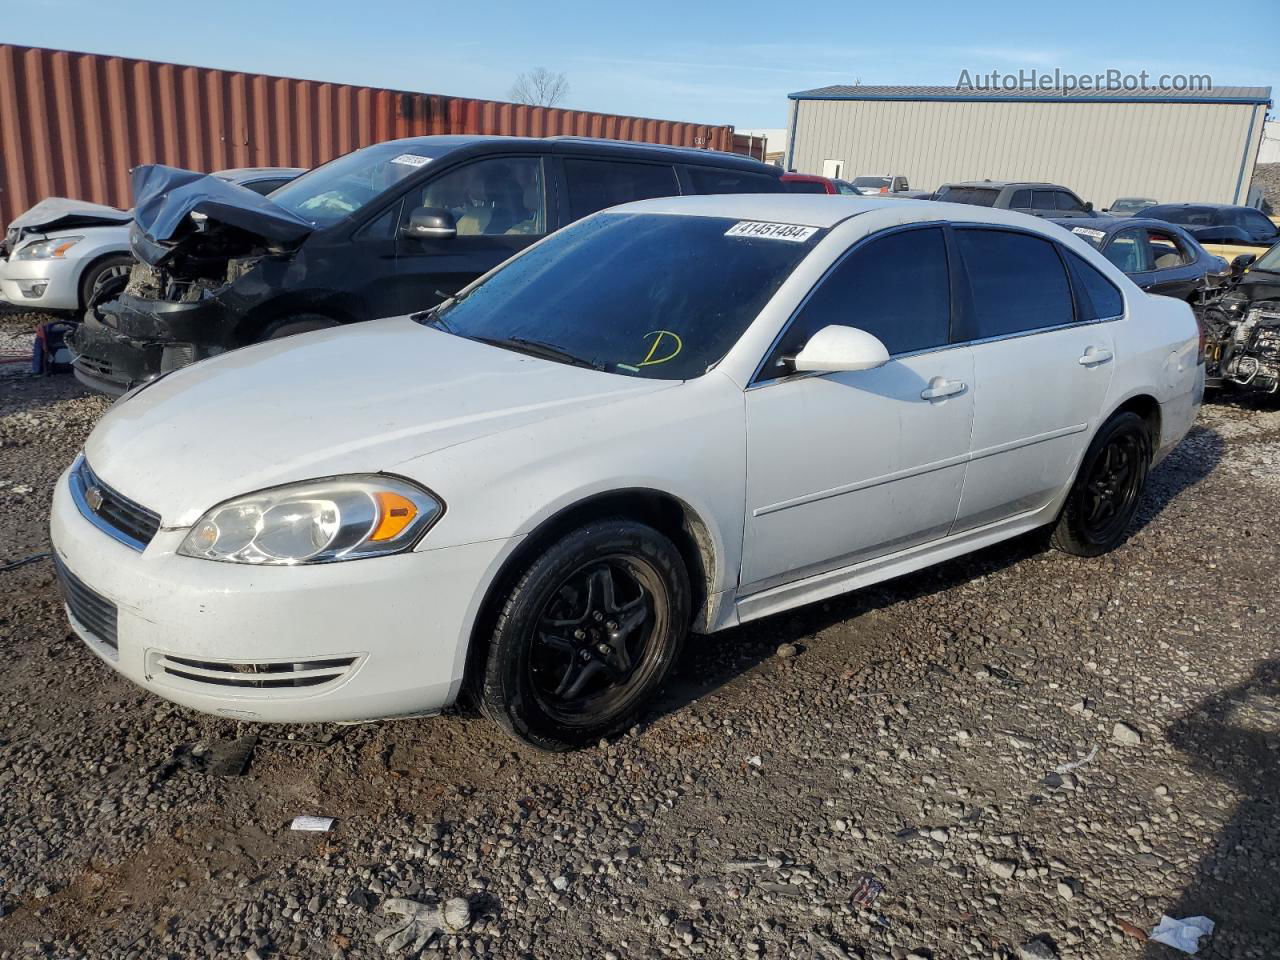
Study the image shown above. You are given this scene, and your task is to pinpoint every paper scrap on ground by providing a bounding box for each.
[1149,915,1214,954]
[290,815,335,832]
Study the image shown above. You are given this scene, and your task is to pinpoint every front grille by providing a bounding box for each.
[71,457,161,551]
[155,654,358,689]
[73,352,114,377]
[54,556,118,651]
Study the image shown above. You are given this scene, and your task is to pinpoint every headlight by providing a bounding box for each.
[15,236,83,260]
[178,476,443,565]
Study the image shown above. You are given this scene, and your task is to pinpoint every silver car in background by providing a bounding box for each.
[0,167,305,313]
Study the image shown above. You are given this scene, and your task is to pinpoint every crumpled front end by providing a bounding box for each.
[66,164,314,395]
[69,258,261,395]
[1202,296,1280,394]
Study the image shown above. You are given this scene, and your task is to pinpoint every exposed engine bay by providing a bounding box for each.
[1201,297,1280,394]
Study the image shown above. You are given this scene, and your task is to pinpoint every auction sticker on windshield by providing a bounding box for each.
[725,221,819,242]
[1071,227,1106,240]
[390,154,432,168]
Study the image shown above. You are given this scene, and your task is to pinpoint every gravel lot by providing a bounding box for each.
[0,308,1277,960]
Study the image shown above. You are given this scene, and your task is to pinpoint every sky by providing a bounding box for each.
[2,0,1275,131]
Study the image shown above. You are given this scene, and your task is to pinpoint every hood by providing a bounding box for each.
[130,164,315,266]
[5,197,131,252]
[84,317,672,526]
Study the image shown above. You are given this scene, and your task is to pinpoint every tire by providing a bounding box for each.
[259,314,341,340]
[478,520,690,751]
[1050,411,1152,557]
[77,255,133,310]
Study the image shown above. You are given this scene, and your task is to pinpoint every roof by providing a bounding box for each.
[1141,202,1251,213]
[941,180,1055,189]
[376,134,777,171]
[1048,216,1161,234]
[789,84,1273,106]
[614,193,936,228]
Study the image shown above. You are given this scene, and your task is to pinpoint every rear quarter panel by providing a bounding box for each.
[1108,290,1202,461]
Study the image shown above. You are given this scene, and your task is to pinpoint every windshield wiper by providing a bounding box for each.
[474,336,607,371]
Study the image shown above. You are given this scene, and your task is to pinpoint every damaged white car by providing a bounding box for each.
[50,195,1203,750]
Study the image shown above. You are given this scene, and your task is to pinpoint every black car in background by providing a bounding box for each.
[1051,217,1227,301]
[1137,203,1280,250]
[71,136,784,395]
[933,180,1094,218]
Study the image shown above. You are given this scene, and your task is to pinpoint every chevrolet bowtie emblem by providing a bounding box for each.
[85,485,105,512]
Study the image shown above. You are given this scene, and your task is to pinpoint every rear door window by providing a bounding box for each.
[1064,252,1124,321]
[1102,227,1150,273]
[762,227,951,375]
[686,167,782,194]
[1031,190,1059,212]
[562,158,679,221]
[954,228,1074,339]
[1146,229,1194,268]
[1009,189,1032,208]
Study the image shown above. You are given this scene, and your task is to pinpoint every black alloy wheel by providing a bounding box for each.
[527,557,663,725]
[1051,411,1152,557]
[479,520,690,750]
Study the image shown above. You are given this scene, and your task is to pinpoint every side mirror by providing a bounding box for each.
[402,207,457,240]
[792,325,890,373]
[1084,201,1094,213]
[1231,253,1257,273]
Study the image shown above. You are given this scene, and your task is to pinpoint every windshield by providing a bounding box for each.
[935,186,998,206]
[268,142,434,227]
[1254,242,1280,273]
[420,212,823,380]
[852,177,891,188]
[1111,199,1155,215]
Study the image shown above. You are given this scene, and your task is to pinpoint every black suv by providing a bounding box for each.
[72,136,784,395]
[933,180,1094,218]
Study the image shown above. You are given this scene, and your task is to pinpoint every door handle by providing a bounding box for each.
[920,377,967,401]
[1078,346,1113,366]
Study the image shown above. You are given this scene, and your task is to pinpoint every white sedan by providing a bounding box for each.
[49,195,1203,750]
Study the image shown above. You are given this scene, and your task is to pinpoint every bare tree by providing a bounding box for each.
[509,68,569,107]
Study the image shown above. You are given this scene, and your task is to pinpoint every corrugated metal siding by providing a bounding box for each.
[788,98,1266,205]
[0,44,737,225]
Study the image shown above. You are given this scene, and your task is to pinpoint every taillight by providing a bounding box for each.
[879,186,888,194]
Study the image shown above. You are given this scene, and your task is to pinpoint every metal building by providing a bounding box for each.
[786,85,1272,206]
[0,43,742,225]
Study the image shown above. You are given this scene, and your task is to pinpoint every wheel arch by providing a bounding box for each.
[1107,392,1162,448]
[461,487,722,695]
[74,248,133,308]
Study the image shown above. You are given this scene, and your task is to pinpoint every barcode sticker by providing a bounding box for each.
[725,221,819,242]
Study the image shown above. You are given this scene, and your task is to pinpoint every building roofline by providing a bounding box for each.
[788,88,1273,106]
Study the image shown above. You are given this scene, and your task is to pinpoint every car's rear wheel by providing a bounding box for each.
[78,255,133,310]
[479,520,690,751]
[260,314,342,340]
[1050,411,1152,557]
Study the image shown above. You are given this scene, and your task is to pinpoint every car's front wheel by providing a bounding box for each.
[1051,411,1152,557]
[479,520,690,751]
